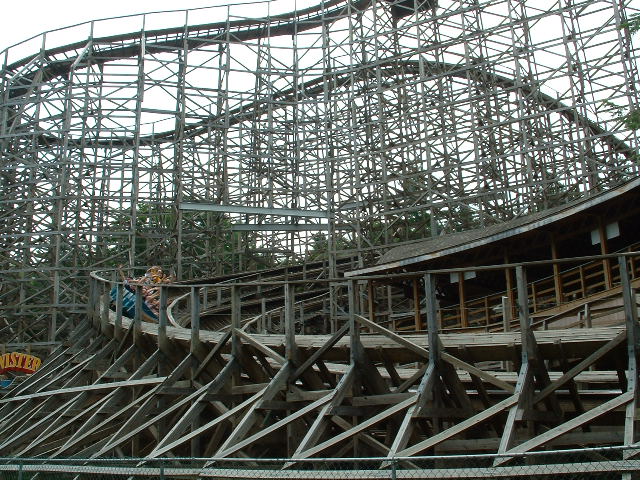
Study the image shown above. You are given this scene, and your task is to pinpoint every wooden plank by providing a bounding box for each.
[355,313,513,393]
[150,387,268,458]
[235,329,286,365]
[533,330,626,405]
[494,391,633,466]
[193,331,231,379]
[496,362,531,457]
[395,394,518,457]
[96,354,195,456]
[290,366,355,460]
[351,393,414,407]
[214,390,336,459]
[291,323,349,381]
[293,395,417,461]
[147,359,238,457]
[387,363,436,459]
[0,378,167,404]
[215,363,292,455]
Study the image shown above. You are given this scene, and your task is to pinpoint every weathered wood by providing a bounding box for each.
[148,359,239,457]
[295,396,418,460]
[216,362,292,456]
[396,395,519,458]
[290,366,355,460]
[235,329,286,365]
[291,322,349,381]
[387,363,436,458]
[495,391,634,466]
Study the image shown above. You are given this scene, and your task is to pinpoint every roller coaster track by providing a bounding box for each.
[0,252,638,461]
[1,0,640,466]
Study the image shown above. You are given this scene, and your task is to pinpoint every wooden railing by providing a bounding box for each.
[436,246,640,332]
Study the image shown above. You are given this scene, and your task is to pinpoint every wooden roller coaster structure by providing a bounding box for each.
[1,0,640,467]
[0,247,639,463]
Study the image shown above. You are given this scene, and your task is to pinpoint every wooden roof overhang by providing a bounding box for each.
[345,177,640,280]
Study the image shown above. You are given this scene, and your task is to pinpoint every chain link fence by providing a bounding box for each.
[0,447,639,479]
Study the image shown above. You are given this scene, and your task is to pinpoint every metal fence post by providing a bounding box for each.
[391,458,397,480]
[17,461,23,480]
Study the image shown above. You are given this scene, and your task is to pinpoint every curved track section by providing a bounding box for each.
[0,253,638,461]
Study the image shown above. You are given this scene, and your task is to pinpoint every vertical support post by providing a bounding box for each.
[367,280,376,329]
[202,287,208,311]
[516,266,532,357]
[599,218,612,289]
[550,235,563,306]
[231,286,241,357]
[424,273,439,363]
[348,280,360,364]
[504,255,516,321]
[133,284,143,347]
[115,283,123,341]
[502,296,512,372]
[458,273,468,328]
[413,277,422,331]
[620,256,639,458]
[89,277,98,328]
[158,286,168,353]
[285,283,296,361]
[388,285,395,332]
[190,286,200,354]
[496,265,534,459]
[101,279,110,334]
[583,304,591,329]
[260,298,267,334]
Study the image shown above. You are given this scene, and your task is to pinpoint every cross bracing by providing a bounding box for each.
[0,0,639,346]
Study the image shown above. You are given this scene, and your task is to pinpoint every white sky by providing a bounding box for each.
[0,0,239,53]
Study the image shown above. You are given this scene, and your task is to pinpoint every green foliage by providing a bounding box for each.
[623,108,640,130]
[602,100,640,131]
[620,13,640,34]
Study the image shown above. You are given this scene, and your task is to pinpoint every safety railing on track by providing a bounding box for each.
[89,251,640,340]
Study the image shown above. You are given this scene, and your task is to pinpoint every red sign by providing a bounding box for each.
[0,353,42,375]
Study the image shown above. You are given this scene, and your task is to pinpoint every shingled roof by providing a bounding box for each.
[345,177,640,277]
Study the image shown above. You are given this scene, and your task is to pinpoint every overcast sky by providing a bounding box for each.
[0,0,239,53]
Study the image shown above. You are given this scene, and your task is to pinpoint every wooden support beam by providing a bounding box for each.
[620,256,640,459]
[215,362,293,456]
[193,331,231,379]
[495,362,532,460]
[367,280,376,329]
[354,313,513,393]
[495,391,633,466]
[413,278,421,331]
[531,331,625,409]
[158,286,168,353]
[94,353,194,456]
[215,389,337,460]
[147,359,238,458]
[190,286,201,354]
[291,322,349,381]
[152,387,267,458]
[285,283,296,361]
[234,329,285,365]
[294,396,417,461]
[289,366,355,461]
[395,394,519,458]
[387,363,436,458]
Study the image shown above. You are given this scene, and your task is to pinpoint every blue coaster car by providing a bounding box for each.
[110,284,159,322]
